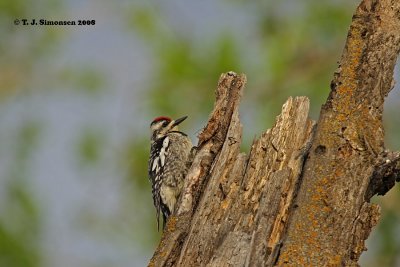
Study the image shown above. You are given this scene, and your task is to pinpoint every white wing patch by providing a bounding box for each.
[160,137,169,167]
[152,157,158,171]
[151,137,169,175]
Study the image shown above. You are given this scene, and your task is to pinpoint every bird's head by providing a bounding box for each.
[150,116,188,140]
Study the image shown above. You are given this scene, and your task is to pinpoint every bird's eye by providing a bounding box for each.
[162,121,169,127]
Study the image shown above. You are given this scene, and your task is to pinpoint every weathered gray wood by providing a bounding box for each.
[148,0,400,266]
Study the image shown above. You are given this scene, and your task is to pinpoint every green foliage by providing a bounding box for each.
[377,211,400,266]
[0,0,27,18]
[129,6,160,39]
[59,67,106,94]
[76,129,104,166]
[0,183,41,267]
[0,122,42,267]
[249,1,355,119]
[0,0,63,99]
[128,5,241,118]
[115,137,163,246]
[122,138,149,189]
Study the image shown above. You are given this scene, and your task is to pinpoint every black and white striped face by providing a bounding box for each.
[150,116,187,140]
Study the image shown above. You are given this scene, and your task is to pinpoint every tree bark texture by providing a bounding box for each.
[149,0,400,266]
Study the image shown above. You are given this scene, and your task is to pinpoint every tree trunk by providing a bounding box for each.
[149,0,400,266]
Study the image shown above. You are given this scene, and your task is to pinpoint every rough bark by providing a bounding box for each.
[277,1,400,265]
[149,0,400,266]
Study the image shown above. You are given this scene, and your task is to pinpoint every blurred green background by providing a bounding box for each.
[0,0,399,266]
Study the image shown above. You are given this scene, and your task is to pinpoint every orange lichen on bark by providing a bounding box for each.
[333,26,365,115]
[166,215,177,232]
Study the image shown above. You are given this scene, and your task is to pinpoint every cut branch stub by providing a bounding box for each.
[179,71,246,215]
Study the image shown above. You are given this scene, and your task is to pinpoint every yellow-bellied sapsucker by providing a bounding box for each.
[148,116,192,230]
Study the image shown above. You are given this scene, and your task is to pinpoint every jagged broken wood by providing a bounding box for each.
[149,0,400,266]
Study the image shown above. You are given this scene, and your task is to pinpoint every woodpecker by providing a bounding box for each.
[148,115,192,230]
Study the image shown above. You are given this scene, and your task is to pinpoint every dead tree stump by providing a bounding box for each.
[149,0,400,266]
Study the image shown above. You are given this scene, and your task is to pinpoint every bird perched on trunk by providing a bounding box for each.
[148,116,192,230]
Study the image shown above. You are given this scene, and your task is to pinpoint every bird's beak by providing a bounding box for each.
[172,116,188,127]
